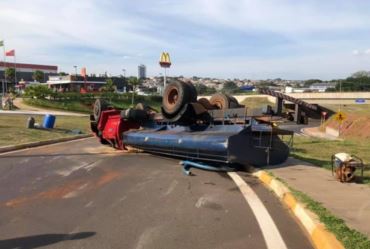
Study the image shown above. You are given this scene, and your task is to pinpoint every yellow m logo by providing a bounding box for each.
[159,52,171,68]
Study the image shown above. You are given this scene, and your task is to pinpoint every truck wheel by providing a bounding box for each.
[184,81,198,102]
[93,99,108,122]
[228,96,240,108]
[209,93,231,110]
[198,98,216,110]
[162,81,192,115]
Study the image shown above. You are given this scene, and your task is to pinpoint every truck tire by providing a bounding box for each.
[93,99,108,122]
[162,81,192,115]
[209,93,231,110]
[198,98,216,110]
[228,96,240,108]
[184,81,198,102]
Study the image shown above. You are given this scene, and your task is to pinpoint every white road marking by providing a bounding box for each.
[85,201,94,208]
[228,172,288,249]
[163,180,178,196]
[195,196,208,208]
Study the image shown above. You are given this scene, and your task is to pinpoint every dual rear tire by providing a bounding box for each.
[162,81,197,116]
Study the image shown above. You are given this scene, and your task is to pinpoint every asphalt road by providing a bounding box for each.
[0,138,313,249]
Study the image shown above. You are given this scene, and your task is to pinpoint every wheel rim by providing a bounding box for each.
[167,88,179,107]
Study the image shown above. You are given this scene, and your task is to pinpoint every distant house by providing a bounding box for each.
[309,82,336,92]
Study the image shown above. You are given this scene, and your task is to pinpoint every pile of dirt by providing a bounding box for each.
[325,113,370,139]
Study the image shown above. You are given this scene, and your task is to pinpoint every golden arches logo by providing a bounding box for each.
[159,52,171,68]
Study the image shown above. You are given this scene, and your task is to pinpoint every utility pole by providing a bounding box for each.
[122,69,126,92]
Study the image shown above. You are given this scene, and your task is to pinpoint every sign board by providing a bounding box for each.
[355,98,366,104]
[334,111,346,122]
[159,52,171,68]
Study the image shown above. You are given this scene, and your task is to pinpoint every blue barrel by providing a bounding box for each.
[43,114,56,129]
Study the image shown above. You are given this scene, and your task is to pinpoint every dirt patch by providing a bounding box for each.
[325,113,370,139]
[96,170,123,187]
[4,169,124,208]
[5,180,87,207]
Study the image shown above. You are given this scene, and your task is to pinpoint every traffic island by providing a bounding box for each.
[252,159,370,249]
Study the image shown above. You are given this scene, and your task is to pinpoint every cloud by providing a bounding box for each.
[0,0,370,78]
[150,0,370,36]
[352,49,370,56]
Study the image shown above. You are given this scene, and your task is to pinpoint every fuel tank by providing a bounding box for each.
[123,124,291,167]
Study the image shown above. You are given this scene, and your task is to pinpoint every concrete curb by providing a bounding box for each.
[253,170,344,249]
[0,134,93,154]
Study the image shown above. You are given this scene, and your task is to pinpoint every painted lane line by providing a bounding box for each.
[228,172,288,249]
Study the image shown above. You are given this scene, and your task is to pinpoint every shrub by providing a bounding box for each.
[24,85,53,99]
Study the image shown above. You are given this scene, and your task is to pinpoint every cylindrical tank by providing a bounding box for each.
[122,124,290,166]
[43,114,56,128]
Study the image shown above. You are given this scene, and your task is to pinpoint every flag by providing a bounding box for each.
[0,40,3,47]
[5,49,15,56]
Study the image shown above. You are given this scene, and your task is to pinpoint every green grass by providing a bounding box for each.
[240,97,274,109]
[0,114,90,147]
[271,174,370,249]
[23,98,92,113]
[289,136,370,184]
[23,97,162,113]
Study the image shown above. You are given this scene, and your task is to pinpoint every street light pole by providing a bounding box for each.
[122,69,126,92]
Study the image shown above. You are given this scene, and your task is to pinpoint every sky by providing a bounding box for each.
[1,0,370,80]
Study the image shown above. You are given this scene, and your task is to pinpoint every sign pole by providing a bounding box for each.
[164,67,167,91]
[2,43,6,97]
[14,53,17,87]
[1,42,6,109]
[159,52,171,95]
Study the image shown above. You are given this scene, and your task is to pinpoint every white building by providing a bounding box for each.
[309,82,336,92]
[138,64,146,79]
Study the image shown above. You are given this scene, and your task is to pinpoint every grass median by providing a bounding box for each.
[290,136,370,184]
[270,173,370,249]
[0,114,90,147]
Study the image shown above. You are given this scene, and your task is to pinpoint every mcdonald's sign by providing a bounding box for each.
[159,52,171,68]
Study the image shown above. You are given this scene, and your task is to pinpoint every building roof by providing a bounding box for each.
[0,61,58,71]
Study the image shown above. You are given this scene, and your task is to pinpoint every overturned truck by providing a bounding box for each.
[91,81,293,167]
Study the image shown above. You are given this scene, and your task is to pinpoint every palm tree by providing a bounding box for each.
[5,68,15,84]
[101,79,116,92]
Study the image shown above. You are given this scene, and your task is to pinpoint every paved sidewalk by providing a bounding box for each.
[0,98,88,117]
[266,157,370,237]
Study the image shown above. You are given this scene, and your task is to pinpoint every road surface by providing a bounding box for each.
[0,138,313,249]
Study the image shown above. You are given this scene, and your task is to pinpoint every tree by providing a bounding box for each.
[351,71,370,78]
[337,76,370,91]
[33,70,45,82]
[59,72,68,76]
[100,78,116,92]
[128,77,140,105]
[5,68,15,83]
[222,81,238,94]
[194,84,216,95]
[24,85,53,99]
